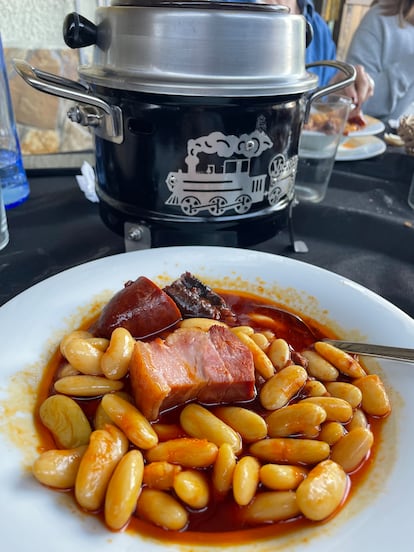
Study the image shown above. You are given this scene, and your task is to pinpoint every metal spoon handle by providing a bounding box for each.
[323,339,414,363]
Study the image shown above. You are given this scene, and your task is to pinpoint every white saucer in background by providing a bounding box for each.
[336,135,386,161]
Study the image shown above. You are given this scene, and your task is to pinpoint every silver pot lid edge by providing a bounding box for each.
[78,67,319,97]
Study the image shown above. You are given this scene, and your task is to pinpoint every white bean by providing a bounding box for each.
[233,456,260,506]
[173,470,210,509]
[39,395,91,449]
[104,449,144,530]
[296,460,348,520]
[260,365,308,410]
[180,403,242,454]
[136,489,188,531]
[242,491,300,524]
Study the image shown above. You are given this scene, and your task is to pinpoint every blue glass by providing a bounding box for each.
[0,34,30,209]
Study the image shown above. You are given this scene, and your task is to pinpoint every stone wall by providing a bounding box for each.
[1,0,96,156]
[5,47,93,155]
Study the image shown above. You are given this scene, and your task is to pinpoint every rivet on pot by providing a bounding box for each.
[127,225,144,241]
[67,105,102,127]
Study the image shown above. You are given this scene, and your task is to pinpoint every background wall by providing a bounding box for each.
[0,0,97,156]
[0,0,95,48]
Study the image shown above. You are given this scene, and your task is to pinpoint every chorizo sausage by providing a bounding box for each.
[92,276,182,339]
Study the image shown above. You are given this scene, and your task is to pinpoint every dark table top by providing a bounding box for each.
[1,149,414,319]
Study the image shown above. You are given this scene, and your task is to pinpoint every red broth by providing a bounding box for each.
[33,289,389,544]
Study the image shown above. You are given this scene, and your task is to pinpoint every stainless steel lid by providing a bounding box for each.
[78,1,318,97]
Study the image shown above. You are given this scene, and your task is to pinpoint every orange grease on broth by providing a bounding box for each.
[33,289,387,545]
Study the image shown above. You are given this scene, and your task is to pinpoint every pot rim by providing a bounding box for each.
[109,0,288,13]
[78,66,319,97]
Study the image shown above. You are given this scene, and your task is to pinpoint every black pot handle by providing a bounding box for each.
[63,12,98,48]
[305,20,314,48]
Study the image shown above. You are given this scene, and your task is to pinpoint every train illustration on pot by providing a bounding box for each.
[165,131,297,217]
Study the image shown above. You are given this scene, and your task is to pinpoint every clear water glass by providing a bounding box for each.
[408,172,414,210]
[0,184,9,250]
[295,94,352,203]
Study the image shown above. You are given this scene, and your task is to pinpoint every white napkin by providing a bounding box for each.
[76,161,99,203]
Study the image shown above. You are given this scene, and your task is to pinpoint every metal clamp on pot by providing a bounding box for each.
[13,1,356,249]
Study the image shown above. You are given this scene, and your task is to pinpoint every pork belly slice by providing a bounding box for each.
[200,325,256,403]
[129,325,255,421]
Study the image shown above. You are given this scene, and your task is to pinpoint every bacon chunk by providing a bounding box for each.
[129,325,256,421]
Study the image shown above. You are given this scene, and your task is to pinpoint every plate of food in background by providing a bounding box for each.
[305,111,385,138]
[344,114,385,137]
[336,135,387,161]
[0,246,411,552]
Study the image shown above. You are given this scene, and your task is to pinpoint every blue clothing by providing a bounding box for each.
[217,0,337,86]
[298,0,337,86]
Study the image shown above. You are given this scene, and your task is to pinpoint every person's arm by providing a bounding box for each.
[345,7,414,121]
[331,63,374,120]
[347,29,414,120]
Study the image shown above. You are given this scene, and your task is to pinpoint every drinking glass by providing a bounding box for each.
[0,184,9,250]
[295,94,352,203]
[408,172,414,210]
[0,33,30,208]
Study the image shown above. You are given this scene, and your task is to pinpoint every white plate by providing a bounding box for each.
[0,246,412,552]
[346,115,385,137]
[299,130,337,154]
[336,135,387,161]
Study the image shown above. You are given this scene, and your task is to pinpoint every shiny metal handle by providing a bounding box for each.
[304,60,357,120]
[323,339,414,363]
[12,59,123,144]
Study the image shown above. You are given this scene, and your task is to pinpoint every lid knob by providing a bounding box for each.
[63,12,98,49]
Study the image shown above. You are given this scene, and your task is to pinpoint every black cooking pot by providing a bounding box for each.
[14,1,355,247]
